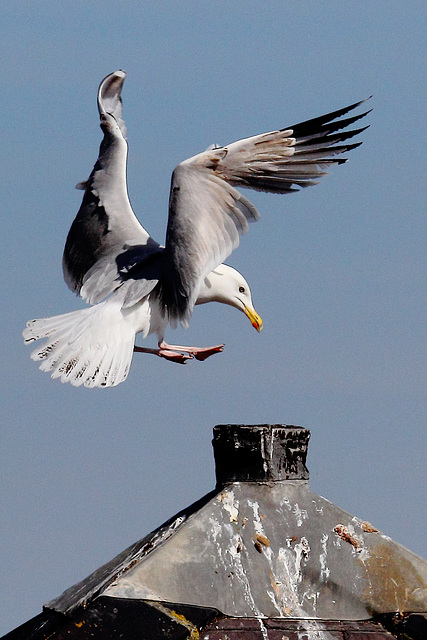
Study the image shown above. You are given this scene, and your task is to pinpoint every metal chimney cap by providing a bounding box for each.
[213,424,310,485]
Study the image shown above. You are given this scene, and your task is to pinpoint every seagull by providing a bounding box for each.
[23,70,370,388]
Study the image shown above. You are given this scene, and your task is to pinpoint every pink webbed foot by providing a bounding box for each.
[158,341,225,361]
[133,342,225,364]
[133,345,192,364]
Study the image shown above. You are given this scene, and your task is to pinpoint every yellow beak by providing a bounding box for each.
[244,305,263,332]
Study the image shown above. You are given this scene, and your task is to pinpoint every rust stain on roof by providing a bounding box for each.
[255,534,270,547]
[362,520,379,533]
[334,524,363,551]
[359,542,427,616]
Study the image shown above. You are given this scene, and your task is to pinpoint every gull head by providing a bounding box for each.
[196,264,263,332]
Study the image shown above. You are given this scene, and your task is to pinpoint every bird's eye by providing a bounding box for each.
[239,286,245,293]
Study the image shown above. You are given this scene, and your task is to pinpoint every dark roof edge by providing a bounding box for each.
[4,601,427,640]
[375,612,427,640]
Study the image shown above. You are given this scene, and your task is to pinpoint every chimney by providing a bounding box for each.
[213,423,310,485]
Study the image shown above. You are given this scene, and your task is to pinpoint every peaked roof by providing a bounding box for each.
[45,474,427,621]
[4,425,427,640]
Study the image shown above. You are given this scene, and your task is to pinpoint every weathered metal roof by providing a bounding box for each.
[98,479,426,620]
[3,425,427,640]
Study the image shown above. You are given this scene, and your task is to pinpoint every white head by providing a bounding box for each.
[195,264,263,332]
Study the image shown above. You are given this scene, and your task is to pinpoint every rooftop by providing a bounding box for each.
[4,424,427,640]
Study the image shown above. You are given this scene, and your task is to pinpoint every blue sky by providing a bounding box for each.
[1,1,426,633]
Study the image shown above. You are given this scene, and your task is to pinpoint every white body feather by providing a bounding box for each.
[23,295,160,388]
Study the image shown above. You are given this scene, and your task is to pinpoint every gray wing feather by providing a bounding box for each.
[202,99,371,193]
[63,71,158,304]
[97,69,127,138]
[161,164,260,326]
[164,98,370,324]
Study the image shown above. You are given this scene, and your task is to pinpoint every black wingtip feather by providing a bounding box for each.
[286,96,372,134]
[295,125,370,150]
[284,100,372,151]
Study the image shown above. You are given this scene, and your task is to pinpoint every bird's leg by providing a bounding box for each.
[133,341,224,364]
[158,341,224,361]
[133,345,192,364]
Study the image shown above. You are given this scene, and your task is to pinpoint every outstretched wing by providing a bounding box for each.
[162,98,371,325]
[63,70,160,304]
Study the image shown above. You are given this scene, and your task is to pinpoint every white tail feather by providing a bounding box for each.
[23,301,136,388]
